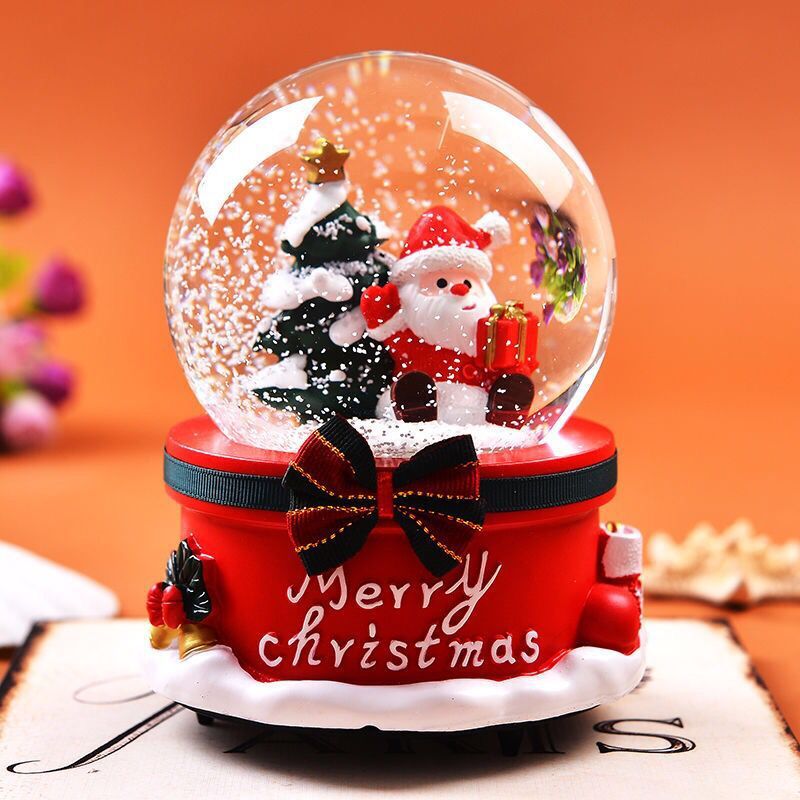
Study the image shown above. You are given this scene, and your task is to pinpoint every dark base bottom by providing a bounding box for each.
[185,703,594,754]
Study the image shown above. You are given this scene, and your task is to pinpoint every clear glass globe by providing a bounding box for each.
[165,51,616,457]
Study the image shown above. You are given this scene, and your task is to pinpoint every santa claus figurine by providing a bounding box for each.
[361,206,536,427]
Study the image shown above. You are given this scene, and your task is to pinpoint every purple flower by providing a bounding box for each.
[529,258,545,287]
[0,161,33,216]
[542,303,555,325]
[0,391,55,450]
[533,205,550,230]
[27,361,73,406]
[33,258,85,314]
[0,320,44,378]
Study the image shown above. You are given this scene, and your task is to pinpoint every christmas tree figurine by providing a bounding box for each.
[250,138,394,423]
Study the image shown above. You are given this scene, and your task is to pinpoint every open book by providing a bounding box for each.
[0,619,797,798]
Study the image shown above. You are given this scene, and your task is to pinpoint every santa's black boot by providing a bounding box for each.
[486,374,535,428]
[391,372,437,423]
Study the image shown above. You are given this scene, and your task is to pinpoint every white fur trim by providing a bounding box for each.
[475,210,511,250]
[366,308,406,341]
[601,524,643,580]
[391,246,492,286]
[143,627,645,732]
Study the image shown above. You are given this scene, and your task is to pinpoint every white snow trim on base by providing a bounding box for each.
[602,524,643,580]
[261,266,353,311]
[247,354,308,390]
[282,179,349,248]
[143,632,645,732]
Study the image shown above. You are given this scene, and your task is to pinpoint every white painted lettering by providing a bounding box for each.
[442,552,501,634]
[355,582,383,610]
[490,635,517,665]
[389,582,411,609]
[521,629,540,664]
[287,605,324,666]
[330,638,355,668]
[415,623,441,669]
[258,632,282,667]
[387,640,409,671]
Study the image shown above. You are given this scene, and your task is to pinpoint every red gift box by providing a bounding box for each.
[478,301,539,371]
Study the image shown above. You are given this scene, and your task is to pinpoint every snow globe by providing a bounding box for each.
[145,51,644,732]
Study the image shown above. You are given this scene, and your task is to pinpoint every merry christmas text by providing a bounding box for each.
[257,552,541,672]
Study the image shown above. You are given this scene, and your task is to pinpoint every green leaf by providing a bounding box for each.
[166,540,212,621]
[0,250,28,292]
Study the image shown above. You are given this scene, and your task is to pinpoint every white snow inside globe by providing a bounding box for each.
[164,51,616,457]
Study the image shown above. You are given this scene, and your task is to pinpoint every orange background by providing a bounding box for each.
[1,1,799,725]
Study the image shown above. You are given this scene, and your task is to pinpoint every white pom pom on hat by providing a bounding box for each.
[474,210,512,250]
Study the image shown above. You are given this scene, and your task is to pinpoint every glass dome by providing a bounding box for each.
[165,51,616,457]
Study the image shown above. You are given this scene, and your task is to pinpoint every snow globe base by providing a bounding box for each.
[143,415,645,733]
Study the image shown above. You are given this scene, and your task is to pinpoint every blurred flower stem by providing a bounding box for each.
[0,158,85,451]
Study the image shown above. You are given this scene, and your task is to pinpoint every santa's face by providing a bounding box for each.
[400,267,496,356]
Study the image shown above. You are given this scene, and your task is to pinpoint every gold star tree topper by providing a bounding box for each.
[301,137,350,184]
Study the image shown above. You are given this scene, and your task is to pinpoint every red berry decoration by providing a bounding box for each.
[146,583,165,626]
[161,584,187,629]
[146,539,214,629]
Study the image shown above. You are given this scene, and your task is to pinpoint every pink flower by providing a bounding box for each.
[0,161,33,216]
[33,258,85,314]
[0,320,45,379]
[1,391,56,450]
[27,361,73,406]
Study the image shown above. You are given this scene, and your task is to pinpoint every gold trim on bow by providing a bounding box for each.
[483,301,528,368]
[149,623,218,659]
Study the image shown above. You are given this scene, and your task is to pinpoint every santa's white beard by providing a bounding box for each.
[399,282,496,357]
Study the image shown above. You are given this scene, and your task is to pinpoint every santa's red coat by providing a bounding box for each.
[360,282,535,388]
[384,329,492,388]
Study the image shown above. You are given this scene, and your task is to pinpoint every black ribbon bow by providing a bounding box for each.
[282,416,485,577]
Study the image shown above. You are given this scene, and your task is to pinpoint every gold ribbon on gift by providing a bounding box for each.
[150,623,218,660]
[483,301,528,368]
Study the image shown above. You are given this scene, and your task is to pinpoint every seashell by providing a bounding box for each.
[644,518,800,606]
[0,540,119,647]
[645,526,742,604]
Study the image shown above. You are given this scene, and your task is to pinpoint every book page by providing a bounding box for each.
[0,619,797,798]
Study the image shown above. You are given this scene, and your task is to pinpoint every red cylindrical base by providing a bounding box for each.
[159,415,639,686]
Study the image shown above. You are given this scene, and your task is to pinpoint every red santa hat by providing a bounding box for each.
[391,206,510,286]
